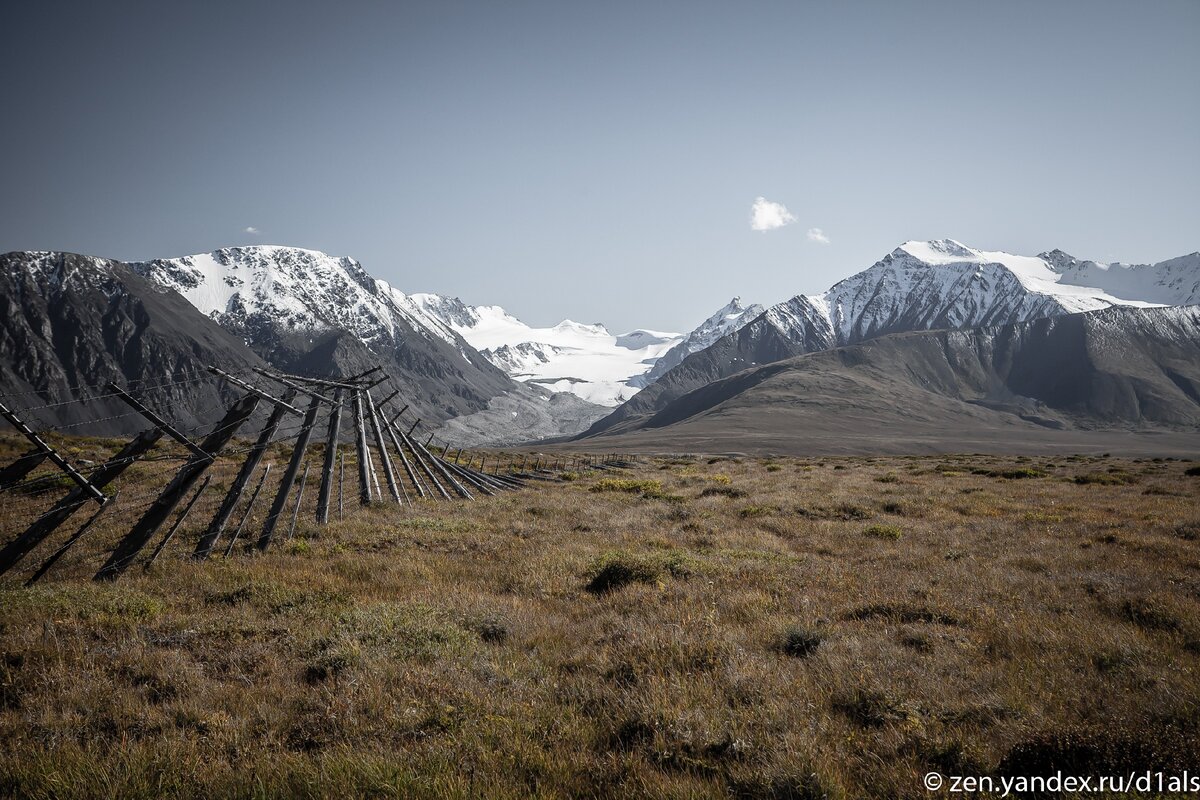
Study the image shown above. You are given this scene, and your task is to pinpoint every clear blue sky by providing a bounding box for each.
[2,0,1197,332]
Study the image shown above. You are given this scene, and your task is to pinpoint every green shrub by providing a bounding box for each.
[863,524,903,540]
[590,478,664,497]
[583,550,697,594]
[1074,472,1136,486]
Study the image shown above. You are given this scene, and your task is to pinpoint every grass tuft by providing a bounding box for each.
[777,626,823,658]
[863,523,903,540]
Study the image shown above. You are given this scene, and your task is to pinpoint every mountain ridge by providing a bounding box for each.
[572,304,1200,455]
[582,239,1200,437]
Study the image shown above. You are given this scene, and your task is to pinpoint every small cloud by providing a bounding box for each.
[244,226,260,235]
[806,227,830,245]
[750,197,796,232]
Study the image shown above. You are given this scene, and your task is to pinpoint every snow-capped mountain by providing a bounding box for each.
[576,304,1200,452]
[410,294,681,406]
[122,246,601,436]
[584,239,1200,436]
[634,297,764,387]
[2,246,612,443]
[129,246,472,360]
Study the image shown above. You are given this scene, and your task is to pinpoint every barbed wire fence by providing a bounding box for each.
[0,365,634,585]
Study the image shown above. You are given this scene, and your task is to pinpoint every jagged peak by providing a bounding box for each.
[894,239,980,263]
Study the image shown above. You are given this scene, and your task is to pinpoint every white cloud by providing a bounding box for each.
[244,226,260,235]
[806,227,830,244]
[750,197,796,232]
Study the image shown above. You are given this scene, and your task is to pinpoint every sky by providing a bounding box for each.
[2,0,1197,333]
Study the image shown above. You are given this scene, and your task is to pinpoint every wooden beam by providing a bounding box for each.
[364,390,403,503]
[0,400,106,503]
[205,366,303,415]
[0,429,163,577]
[94,393,260,580]
[256,395,321,550]
[106,383,211,461]
[389,418,451,500]
[351,390,373,505]
[25,491,120,586]
[194,388,297,559]
[286,462,310,541]
[314,388,343,524]
[382,411,426,498]
[224,463,270,557]
[144,476,210,570]
[251,368,336,405]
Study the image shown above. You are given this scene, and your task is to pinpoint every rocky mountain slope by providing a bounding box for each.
[2,247,604,442]
[573,305,1200,455]
[632,297,763,388]
[584,240,1200,436]
[0,251,268,434]
[128,245,611,439]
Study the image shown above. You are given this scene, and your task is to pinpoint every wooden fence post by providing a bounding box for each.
[25,491,120,586]
[145,476,210,570]
[0,429,163,577]
[94,393,260,580]
[225,464,270,557]
[256,395,321,550]
[286,462,310,541]
[315,388,343,523]
[351,390,373,505]
[194,388,297,559]
[365,391,403,503]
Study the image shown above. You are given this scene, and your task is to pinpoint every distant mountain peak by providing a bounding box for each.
[896,239,978,263]
[635,296,765,387]
[585,239,1200,438]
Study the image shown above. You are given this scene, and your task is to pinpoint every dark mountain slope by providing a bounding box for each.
[573,306,1200,455]
[0,251,268,434]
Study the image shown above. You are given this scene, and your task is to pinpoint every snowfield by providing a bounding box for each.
[410,297,681,406]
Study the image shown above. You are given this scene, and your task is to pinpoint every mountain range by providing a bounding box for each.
[572,305,1200,456]
[581,239,1200,438]
[2,239,1197,452]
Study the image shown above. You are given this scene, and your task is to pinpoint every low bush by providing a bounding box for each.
[863,524,903,540]
[700,486,747,499]
[1074,472,1137,486]
[589,478,665,498]
[583,550,698,594]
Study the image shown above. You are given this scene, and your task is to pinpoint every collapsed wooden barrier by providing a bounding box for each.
[0,364,615,583]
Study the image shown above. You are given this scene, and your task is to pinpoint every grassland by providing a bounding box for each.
[0,439,1198,798]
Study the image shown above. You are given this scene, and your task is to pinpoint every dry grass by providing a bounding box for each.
[0,440,1198,798]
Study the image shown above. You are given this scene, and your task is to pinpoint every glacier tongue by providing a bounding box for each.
[410,294,683,407]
